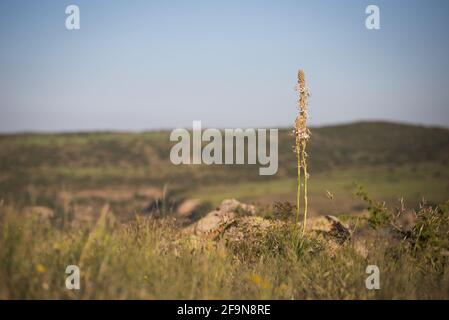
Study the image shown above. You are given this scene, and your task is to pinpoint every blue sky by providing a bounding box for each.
[1,0,448,132]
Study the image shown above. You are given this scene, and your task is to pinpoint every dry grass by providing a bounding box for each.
[1,197,448,299]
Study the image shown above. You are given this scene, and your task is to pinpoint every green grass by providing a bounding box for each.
[191,163,449,214]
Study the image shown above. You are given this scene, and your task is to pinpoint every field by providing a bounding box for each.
[1,121,449,299]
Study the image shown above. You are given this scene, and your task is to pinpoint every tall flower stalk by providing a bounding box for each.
[294,70,311,236]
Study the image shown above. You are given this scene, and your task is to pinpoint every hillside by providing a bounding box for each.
[1,121,449,299]
[0,121,448,217]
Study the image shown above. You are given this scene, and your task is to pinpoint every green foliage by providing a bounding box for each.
[406,201,449,270]
[355,186,391,229]
[262,224,324,259]
[356,187,449,272]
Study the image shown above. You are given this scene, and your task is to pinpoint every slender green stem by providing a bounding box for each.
[302,141,308,237]
[296,139,301,224]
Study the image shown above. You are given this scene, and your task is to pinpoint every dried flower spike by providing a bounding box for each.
[294,69,311,236]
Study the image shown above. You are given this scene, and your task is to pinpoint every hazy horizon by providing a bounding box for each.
[0,119,447,135]
[1,0,449,132]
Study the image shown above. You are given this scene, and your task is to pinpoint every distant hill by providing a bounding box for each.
[297,121,449,171]
[0,121,448,197]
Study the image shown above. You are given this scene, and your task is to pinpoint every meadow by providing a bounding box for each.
[0,121,448,299]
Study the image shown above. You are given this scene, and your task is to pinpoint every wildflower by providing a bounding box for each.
[294,69,311,236]
[261,280,271,290]
[36,263,46,273]
[249,274,271,290]
[249,274,262,285]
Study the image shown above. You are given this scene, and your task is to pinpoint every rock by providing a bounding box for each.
[325,215,351,244]
[222,216,275,243]
[184,201,354,257]
[184,199,255,238]
[218,199,256,215]
[307,215,351,245]
[177,199,201,217]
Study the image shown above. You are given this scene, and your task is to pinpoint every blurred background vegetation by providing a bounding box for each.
[1,121,449,299]
[0,121,448,221]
